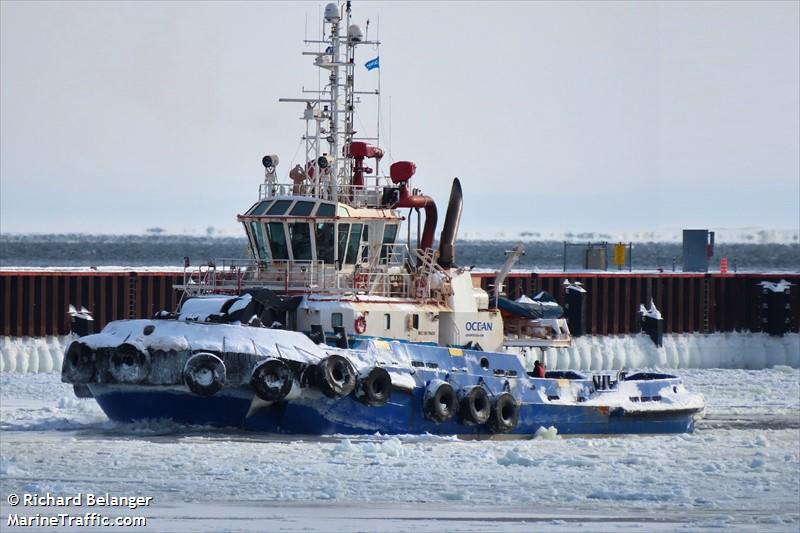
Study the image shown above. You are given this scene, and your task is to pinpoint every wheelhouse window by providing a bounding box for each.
[288,222,312,261]
[360,225,369,262]
[337,223,350,266]
[345,223,363,264]
[331,312,343,329]
[249,221,268,259]
[315,222,335,264]
[380,223,399,260]
[266,222,289,260]
[384,313,391,330]
[250,201,272,216]
[266,200,292,216]
[316,203,336,217]
[290,201,315,216]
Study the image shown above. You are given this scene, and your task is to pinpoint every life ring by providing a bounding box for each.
[62,342,96,383]
[459,386,491,425]
[425,381,458,422]
[250,358,294,402]
[108,343,150,384]
[316,354,356,398]
[358,367,392,406]
[183,352,226,397]
[354,314,367,334]
[490,392,520,433]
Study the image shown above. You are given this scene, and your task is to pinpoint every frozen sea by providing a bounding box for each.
[1,366,798,532]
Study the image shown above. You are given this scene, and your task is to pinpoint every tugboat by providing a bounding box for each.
[61,2,704,435]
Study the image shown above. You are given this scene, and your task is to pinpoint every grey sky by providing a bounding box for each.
[1,1,798,236]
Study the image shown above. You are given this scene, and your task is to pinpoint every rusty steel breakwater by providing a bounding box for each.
[0,270,797,337]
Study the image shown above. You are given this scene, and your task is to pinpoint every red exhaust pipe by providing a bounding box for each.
[390,162,438,251]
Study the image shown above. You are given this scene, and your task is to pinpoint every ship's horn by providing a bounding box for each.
[438,178,463,269]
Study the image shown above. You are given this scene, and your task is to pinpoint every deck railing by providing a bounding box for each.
[177,244,434,300]
[258,175,393,209]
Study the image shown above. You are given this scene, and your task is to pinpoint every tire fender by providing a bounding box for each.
[425,380,458,422]
[251,358,295,402]
[183,352,226,397]
[459,386,491,425]
[316,354,356,398]
[108,342,151,384]
[490,392,519,433]
[358,367,392,406]
[62,342,96,383]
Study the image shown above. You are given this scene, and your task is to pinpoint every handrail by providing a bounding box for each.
[177,247,432,301]
[259,176,393,208]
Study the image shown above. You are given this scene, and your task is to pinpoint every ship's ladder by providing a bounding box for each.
[128,274,137,319]
[703,275,710,334]
[412,248,449,300]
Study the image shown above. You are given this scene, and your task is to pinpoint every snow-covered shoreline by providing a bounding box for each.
[2,333,797,373]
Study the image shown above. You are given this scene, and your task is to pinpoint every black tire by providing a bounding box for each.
[359,367,392,406]
[183,352,226,397]
[62,342,95,383]
[316,354,356,398]
[108,343,150,384]
[490,392,519,433]
[425,382,458,422]
[459,386,491,425]
[251,358,294,402]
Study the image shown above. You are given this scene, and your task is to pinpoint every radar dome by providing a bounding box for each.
[324,3,340,23]
[348,24,363,42]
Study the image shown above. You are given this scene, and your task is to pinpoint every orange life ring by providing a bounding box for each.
[354,315,367,334]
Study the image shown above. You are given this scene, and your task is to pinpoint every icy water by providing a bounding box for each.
[2,234,799,270]
[1,368,798,532]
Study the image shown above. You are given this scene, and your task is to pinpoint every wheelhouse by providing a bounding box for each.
[237,197,402,269]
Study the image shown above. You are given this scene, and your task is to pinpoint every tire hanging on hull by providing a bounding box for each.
[459,386,491,425]
[251,358,294,402]
[316,354,356,398]
[358,367,392,406]
[183,352,226,397]
[425,381,458,422]
[63,342,96,383]
[490,392,519,433]
[108,343,150,384]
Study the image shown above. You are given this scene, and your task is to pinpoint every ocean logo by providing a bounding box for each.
[465,321,493,332]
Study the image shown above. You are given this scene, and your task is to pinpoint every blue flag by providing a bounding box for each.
[364,57,380,71]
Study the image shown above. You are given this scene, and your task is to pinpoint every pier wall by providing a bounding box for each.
[0,270,797,337]
[0,272,183,337]
[474,272,799,336]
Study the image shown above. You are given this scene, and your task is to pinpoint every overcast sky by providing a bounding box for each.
[1,1,798,236]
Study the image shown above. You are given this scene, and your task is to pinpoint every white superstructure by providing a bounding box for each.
[176,2,569,355]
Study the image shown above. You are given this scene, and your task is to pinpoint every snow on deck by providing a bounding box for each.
[2,332,797,373]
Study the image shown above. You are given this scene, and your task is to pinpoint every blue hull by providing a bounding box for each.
[90,385,701,436]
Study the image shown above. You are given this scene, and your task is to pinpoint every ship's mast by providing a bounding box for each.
[280,2,380,201]
[342,1,355,183]
[328,7,340,172]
